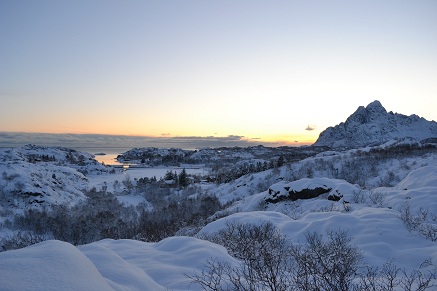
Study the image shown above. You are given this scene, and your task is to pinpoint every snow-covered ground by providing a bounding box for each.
[0,237,236,291]
[1,165,436,290]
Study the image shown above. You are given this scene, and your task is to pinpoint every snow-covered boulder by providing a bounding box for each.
[265,177,358,203]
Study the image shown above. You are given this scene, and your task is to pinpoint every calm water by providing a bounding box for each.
[75,147,131,165]
[93,153,123,165]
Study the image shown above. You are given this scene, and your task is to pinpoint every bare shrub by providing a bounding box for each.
[197,221,294,290]
[419,224,437,242]
[191,223,436,291]
[0,231,46,252]
[194,224,363,291]
[291,229,363,291]
[188,258,233,291]
[398,260,436,291]
[369,190,385,206]
[352,189,367,204]
[400,203,437,241]
[356,259,436,291]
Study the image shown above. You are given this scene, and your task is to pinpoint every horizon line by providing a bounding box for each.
[0,131,315,150]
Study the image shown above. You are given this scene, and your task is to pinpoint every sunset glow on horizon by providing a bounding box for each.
[1,1,436,147]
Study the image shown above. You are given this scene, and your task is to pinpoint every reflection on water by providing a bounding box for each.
[76,147,130,166]
[93,153,123,165]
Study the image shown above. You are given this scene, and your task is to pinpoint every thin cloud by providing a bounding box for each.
[305,125,316,131]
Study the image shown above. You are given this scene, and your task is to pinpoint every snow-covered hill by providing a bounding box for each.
[0,145,117,213]
[314,100,437,149]
[117,145,326,166]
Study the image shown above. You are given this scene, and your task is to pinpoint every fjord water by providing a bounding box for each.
[75,147,130,165]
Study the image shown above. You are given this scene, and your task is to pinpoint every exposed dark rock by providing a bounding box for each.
[328,194,343,201]
[328,189,344,201]
[289,187,332,201]
[24,192,43,197]
[421,138,437,145]
[265,186,332,203]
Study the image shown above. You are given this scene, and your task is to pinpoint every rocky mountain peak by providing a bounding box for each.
[314,100,437,149]
[366,100,385,112]
[346,100,387,125]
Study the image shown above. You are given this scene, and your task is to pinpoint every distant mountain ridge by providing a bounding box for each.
[314,100,437,149]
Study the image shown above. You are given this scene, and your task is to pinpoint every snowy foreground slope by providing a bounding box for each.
[0,237,236,291]
[1,166,436,290]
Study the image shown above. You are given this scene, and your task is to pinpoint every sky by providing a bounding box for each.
[1,0,437,147]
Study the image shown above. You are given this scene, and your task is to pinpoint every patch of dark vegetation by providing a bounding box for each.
[1,188,224,250]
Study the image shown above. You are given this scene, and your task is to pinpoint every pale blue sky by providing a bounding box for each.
[1,0,436,145]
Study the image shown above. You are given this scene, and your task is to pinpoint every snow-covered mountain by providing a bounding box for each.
[314,100,437,149]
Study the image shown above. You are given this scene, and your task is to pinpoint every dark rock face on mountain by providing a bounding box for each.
[314,101,437,149]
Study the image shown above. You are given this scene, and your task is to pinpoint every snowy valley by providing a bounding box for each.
[1,101,437,290]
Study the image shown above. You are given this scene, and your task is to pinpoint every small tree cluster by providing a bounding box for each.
[213,157,285,184]
[137,194,222,242]
[162,168,189,188]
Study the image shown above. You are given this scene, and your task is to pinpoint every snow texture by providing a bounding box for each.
[1,166,437,289]
[0,237,236,291]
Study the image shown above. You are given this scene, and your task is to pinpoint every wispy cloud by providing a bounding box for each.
[305,125,316,131]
